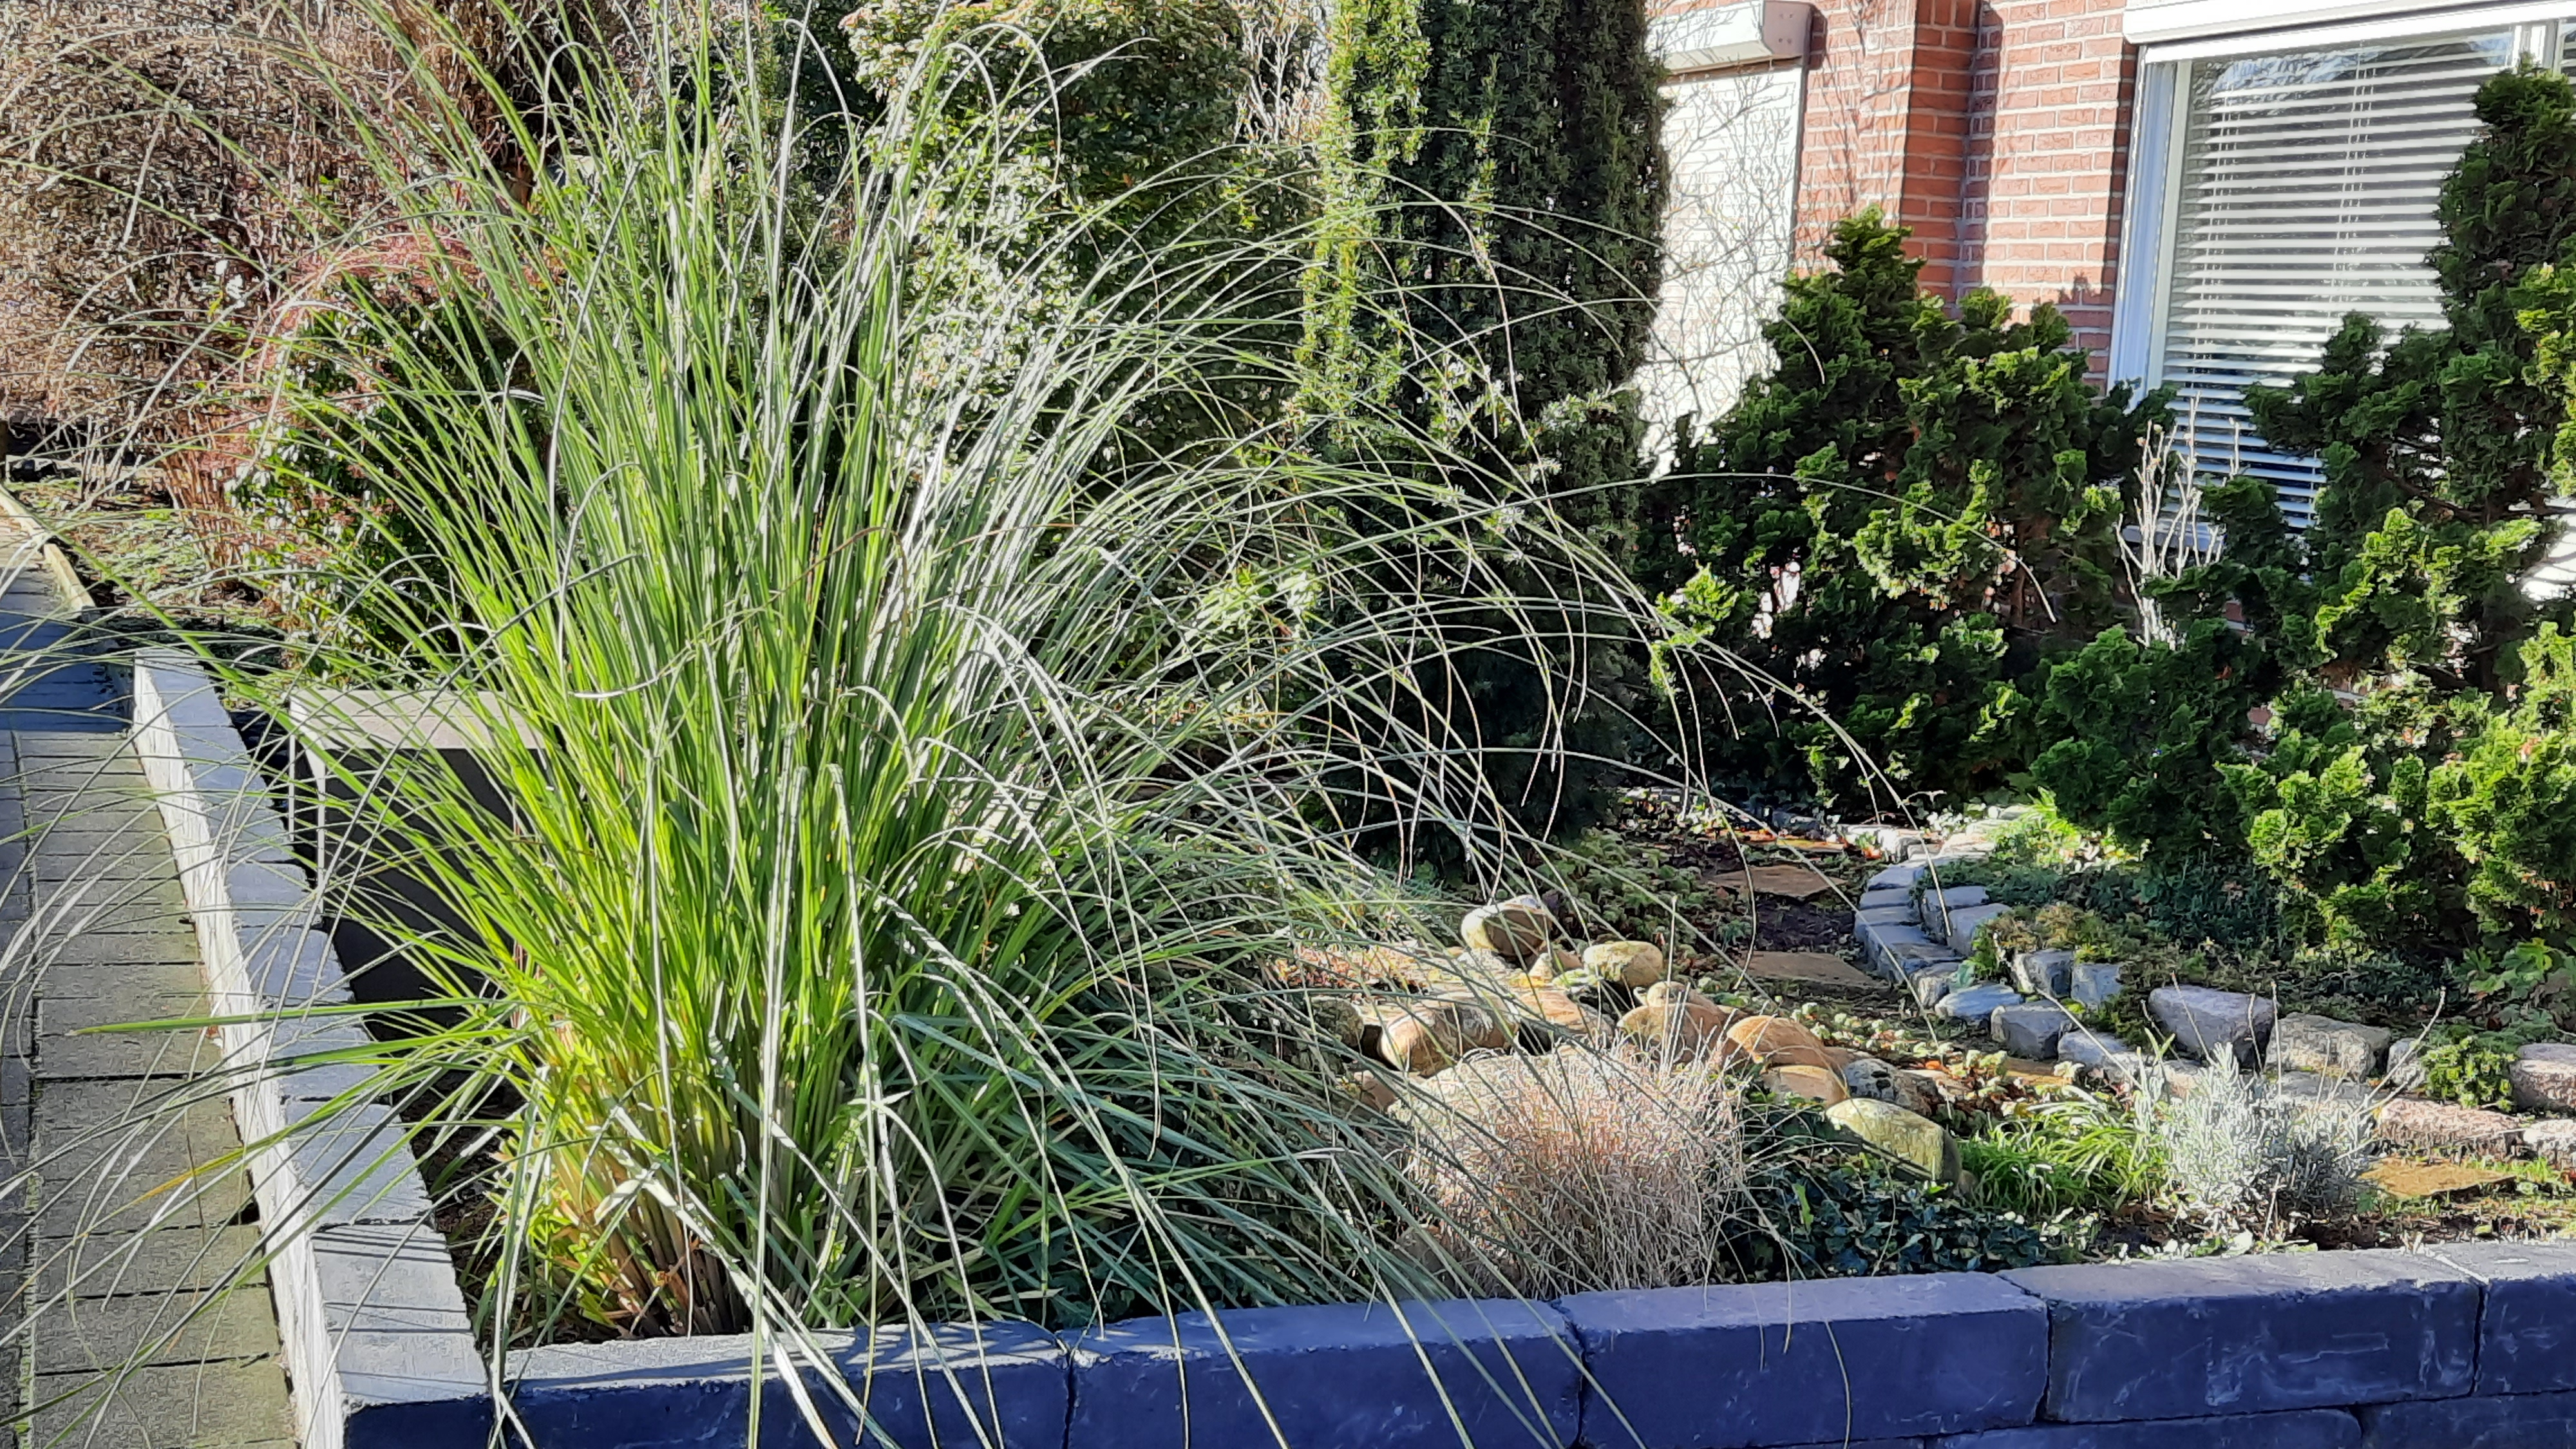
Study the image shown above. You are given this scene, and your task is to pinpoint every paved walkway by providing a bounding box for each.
[0,514,296,1444]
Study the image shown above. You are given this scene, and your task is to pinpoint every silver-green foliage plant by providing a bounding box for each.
[165,0,1664,1359]
[2136,1065,2374,1231]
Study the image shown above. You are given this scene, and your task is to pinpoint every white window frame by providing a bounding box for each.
[2109,6,2567,475]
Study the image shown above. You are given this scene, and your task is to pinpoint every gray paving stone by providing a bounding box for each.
[25,932,200,967]
[29,1359,296,1449]
[35,960,209,1000]
[36,1226,267,1302]
[32,1286,282,1372]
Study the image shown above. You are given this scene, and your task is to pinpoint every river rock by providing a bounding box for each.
[2524,1118,2576,1169]
[2067,961,2125,1010]
[1461,896,1556,961]
[1511,985,1597,1036]
[2147,985,2275,1066]
[1377,999,1507,1075]
[2510,1042,2576,1113]
[1888,1068,1947,1116]
[2269,1013,2393,1080]
[1584,940,1669,988]
[1520,945,1583,983]
[1991,1001,2078,1058]
[1910,971,1954,1009]
[1841,1057,1900,1103]
[1725,1014,1836,1070]
[1617,1001,1741,1060]
[1340,1070,1399,1112]
[1641,980,1717,1009]
[1763,1064,1849,1105]
[1932,981,2021,1021]
[2011,949,2075,998]
[1826,1098,1960,1184]
[2375,1097,2524,1155]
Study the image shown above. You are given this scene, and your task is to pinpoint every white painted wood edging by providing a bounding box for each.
[131,650,488,1449]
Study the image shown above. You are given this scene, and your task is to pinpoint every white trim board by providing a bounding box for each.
[2128,0,2564,46]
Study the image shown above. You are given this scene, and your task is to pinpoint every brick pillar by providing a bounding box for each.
[1790,0,1984,286]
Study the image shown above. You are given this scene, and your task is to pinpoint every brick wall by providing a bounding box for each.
[1781,0,2137,370]
[1956,0,2138,363]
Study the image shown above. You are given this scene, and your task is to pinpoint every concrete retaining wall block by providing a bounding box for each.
[2000,1253,2477,1423]
[2423,1241,2576,1396]
[1937,1408,2359,1448]
[511,1323,1070,1449]
[1066,1298,1579,1449]
[1558,1273,2045,1449]
[2358,1390,2576,1449]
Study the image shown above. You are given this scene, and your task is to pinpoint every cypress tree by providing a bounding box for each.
[1305,0,1668,849]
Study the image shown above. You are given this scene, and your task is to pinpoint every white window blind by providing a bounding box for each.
[2153,28,2519,523]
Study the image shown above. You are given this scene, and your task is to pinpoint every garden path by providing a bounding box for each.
[0,513,296,1444]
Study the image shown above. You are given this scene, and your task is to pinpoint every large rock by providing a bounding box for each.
[1459,896,1555,962]
[2269,1013,2392,1080]
[2384,1037,2428,1090]
[1826,1097,1960,1183]
[1880,939,1964,980]
[1910,972,1954,1009]
[1855,918,1936,974]
[1841,1056,1900,1104]
[2055,1028,2132,1070]
[2010,949,2074,998]
[1990,1001,2077,1059]
[1944,904,2012,956]
[2375,1097,2524,1155]
[2524,1119,2576,1170]
[1866,862,1926,891]
[1725,1015,1835,1070]
[1375,999,1508,1075]
[1616,1001,1741,1061]
[1917,885,1990,933]
[2147,985,2276,1066]
[2511,1043,2576,1113]
[1932,982,2022,1022]
[1857,887,1912,912]
[2067,961,2124,1011]
[1582,940,1668,988]
[1763,1064,1849,1105]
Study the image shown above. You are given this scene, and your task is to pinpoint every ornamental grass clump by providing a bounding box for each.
[135,0,1669,1374]
[1404,1050,1746,1296]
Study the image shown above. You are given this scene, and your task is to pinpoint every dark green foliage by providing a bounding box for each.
[1307,0,1668,848]
[2428,626,2576,940]
[2245,64,2576,692]
[1643,213,2163,810]
[1736,1158,2051,1278]
[2023,621,2264,863]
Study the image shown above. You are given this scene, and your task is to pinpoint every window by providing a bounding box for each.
[2115,9,2568,523]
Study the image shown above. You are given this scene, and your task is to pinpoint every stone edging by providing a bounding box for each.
[0,482,93,611]
[125,649,2576,1449]
[130,651,488,1449]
